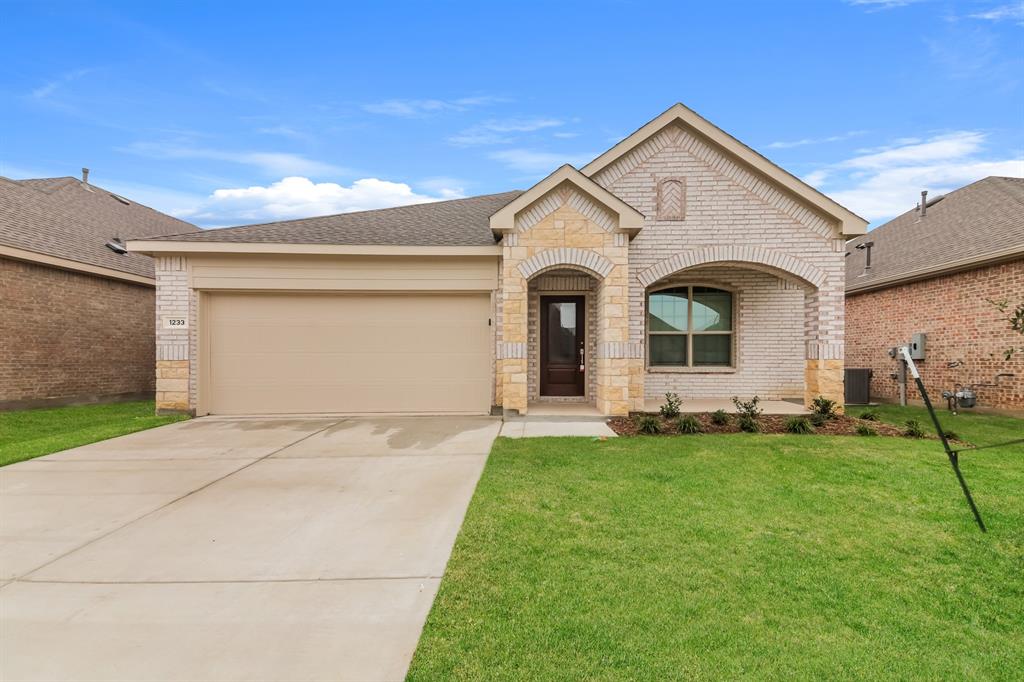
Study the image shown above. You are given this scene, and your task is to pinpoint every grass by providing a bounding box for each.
[854,402,1024,449]
[409,419,1024,680]
[0,400,187,467]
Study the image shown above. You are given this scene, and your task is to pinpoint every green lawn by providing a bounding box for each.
[850,402,1024,448]
[0,400,187,467]
[409,410,1024,680]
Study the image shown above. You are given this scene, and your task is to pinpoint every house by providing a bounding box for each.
[0,172,198,409]
[845,177,1024,411]
[128,103,867,417]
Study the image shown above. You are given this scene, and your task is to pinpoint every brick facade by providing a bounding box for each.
[592,123,846,409]
[0,257,155,408]
[149,117,852,417]
[846,259,1024,411]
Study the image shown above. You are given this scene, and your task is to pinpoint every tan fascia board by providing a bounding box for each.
[846,245,1024,295]
[488,164,645,235]
[0,244,155,286]
[581,103,869,237]
[126,240,502,257]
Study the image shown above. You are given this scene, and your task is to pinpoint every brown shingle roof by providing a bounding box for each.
[0,175,198,279]
[846,177,1024,293]
[145,191,523,247]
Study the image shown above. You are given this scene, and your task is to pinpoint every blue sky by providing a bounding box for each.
[1,0,1022,229]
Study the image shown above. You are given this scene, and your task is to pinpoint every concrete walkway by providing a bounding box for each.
[0,416,500,682]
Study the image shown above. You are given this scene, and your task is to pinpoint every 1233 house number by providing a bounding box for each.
[162,316,188,329]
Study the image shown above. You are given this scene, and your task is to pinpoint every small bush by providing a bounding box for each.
[856,424,878,437]
[677,415,703,434]
[903,419,926,438]
[636,414,662,435]
[710,409,730,426]
[731,396,762,419]
[785,416,814,434]
[859,409,880,421]
[738,414,760,433]
[659,392,682,419]
[811,396,839,419]
[810,413,828,428]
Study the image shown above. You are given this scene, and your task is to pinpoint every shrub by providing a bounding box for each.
[636,414,662,435]
[859,409,880,421]
[659,392,682,419]
[811,396,839,419]
[738,414,760,433]
[731,396,762,419]
[856,424,877,437]
[903,419,926,438]
[677,415,702,434]
[785,416,814,434]
[710,409,730,426]
[810,413,828,428]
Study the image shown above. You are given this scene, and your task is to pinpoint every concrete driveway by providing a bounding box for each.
[0,415,500,682]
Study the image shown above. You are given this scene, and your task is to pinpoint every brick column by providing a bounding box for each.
[154,256,192,415]
[499,255,529,415]
[804,285,845,412]
[594,262,639,415]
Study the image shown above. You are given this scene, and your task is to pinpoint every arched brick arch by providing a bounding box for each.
[636,245,827,289]
[516,248,615,280]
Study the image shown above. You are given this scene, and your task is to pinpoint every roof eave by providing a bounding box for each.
[489,164,645,236]
[846,244,1024,294]
[126,241,503,257]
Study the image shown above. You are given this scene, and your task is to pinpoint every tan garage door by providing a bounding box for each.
[204,292,492,415]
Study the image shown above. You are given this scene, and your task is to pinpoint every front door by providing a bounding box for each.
[540,296,585,396]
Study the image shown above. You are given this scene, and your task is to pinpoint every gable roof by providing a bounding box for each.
[582,103,869,237]
[846,176,1024,294]
[488,165,645,235]
[0,175,198,281]
[136,191,521,250]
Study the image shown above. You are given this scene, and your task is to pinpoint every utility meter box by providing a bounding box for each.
[910,332,926,360]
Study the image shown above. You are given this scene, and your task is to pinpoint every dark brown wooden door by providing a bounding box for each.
[540,296,585,396]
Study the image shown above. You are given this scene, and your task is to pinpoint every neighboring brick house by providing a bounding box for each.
[0,173,198,409]
[846,177,1024,411]
[129,103,867,417]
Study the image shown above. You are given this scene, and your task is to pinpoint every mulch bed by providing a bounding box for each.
[608,412,913,438]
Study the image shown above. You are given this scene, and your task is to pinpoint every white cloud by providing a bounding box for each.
[969,2,1024,24]
[180,176,463,225]
[845,0,925,8]
[447,118,564,146]
[803,130,1024,222]
[120,141,346,177]
[256,125,309,140]
[839,131,987,169]
[362,95,507,117]
[489,148,597,174]
[765,130,866,149]
[29,68,94,99]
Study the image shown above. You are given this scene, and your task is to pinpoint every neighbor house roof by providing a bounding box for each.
[139,191,523,250]
[0,175,198,283]
[846,176,1024,294]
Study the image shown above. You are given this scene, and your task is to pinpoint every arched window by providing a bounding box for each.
[647,286,733,367]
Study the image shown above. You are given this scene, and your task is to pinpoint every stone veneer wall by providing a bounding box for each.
[527,271,598,402]
[498,186,639,416]
[589,122,847,409]
[643,265,806,401]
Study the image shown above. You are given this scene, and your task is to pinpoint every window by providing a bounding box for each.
[647,286,733,368]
